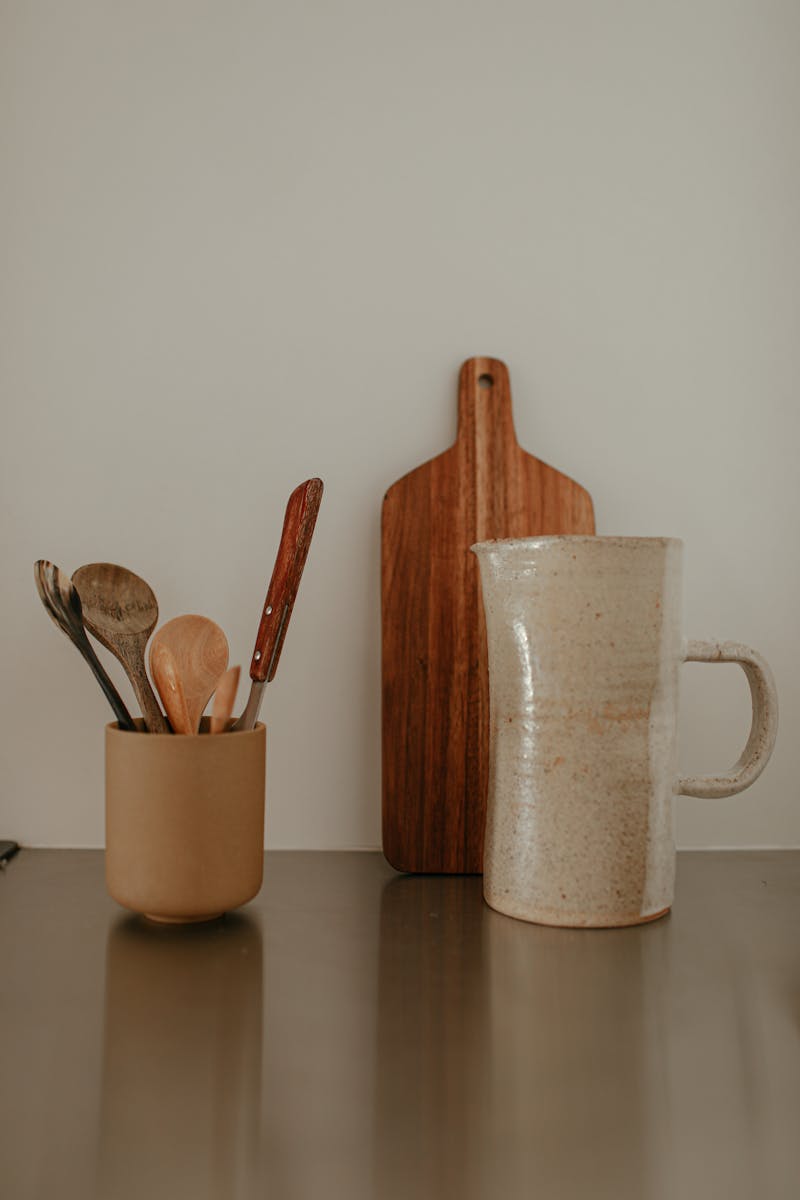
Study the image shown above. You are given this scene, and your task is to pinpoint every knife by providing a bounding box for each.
[234,478,324,731]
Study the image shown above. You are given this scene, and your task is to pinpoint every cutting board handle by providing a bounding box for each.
[457,357,518,449]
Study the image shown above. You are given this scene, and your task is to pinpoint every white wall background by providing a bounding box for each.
[2,0,798,849]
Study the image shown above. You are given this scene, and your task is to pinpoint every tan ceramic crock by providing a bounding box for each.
[105,719,266,923]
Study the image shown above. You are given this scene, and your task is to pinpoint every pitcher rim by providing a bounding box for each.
[471,535,683,554]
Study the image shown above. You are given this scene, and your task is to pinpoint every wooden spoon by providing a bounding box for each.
[148,642,191,735]
[149,616,229,735]
[72,563,169,734]
[34,560,136,731]
[210,665,241,734]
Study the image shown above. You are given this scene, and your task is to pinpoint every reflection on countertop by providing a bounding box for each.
[372,871,667,1198]
[98,913,262,1199]
[1,850,799,1199]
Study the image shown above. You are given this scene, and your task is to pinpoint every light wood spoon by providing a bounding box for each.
[148,642,191,735]
[210,665,241,734]
[72,563,169,734]
[149,615,229,735]
[34,560,136,731]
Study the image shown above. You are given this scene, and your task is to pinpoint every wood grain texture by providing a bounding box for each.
[247,478,323,684]
[381,357,595,874]
[34,559,136,731]
[210,665,241,734]
[149,615,229,735]
[149,642,192,735]
[72,563,169,734]
[234,477,323,733]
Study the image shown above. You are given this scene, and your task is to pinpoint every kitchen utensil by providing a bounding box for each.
[234,477,323,731]
[149,616,229,735]
[474,536,778,926]
[34,560,136,731]
[149,642,191,735]
[210,665,241,734]
[381,357,595,874]
[72,562,169,733]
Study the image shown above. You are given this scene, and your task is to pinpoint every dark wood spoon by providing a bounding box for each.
[72,563,169,734]
[34,560,136,731]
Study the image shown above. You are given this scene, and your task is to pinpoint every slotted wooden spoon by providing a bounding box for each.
[149,616,229,735]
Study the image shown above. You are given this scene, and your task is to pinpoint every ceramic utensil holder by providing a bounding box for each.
[105,719,266,923]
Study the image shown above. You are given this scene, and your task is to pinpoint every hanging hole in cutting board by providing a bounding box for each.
[478,373,494,389]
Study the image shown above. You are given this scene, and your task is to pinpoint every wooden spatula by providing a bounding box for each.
[382,357,595,874]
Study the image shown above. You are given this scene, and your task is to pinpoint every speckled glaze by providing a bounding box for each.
[472,537,778,928]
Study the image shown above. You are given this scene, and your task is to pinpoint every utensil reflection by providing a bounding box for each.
[98,913,262,1200]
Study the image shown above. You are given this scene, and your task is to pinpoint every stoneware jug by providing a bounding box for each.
[472,536,778,928]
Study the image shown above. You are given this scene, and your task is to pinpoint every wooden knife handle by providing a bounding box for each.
[249,478,324,683]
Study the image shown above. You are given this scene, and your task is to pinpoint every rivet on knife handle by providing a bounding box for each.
[234,477,324,731]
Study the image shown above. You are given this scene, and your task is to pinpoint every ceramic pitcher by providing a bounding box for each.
[472,536,778,928]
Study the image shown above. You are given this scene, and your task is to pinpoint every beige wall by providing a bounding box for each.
[2,0,798,848]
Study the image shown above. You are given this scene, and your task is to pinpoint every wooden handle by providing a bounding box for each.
[249,478,324,683]
[210,665,241,734]
[127,647,171,734]
[34,560,137,731]
[456,357,518,449]
[150,640,193,734]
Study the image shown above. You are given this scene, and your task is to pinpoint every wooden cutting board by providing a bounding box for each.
[381,356,595,874]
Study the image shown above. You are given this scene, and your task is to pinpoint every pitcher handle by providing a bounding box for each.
[678,640,778,798]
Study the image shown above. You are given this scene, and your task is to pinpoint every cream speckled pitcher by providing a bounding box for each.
[472,537,778,928]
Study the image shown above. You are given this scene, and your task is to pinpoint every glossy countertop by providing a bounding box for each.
[1,850,799,1199]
